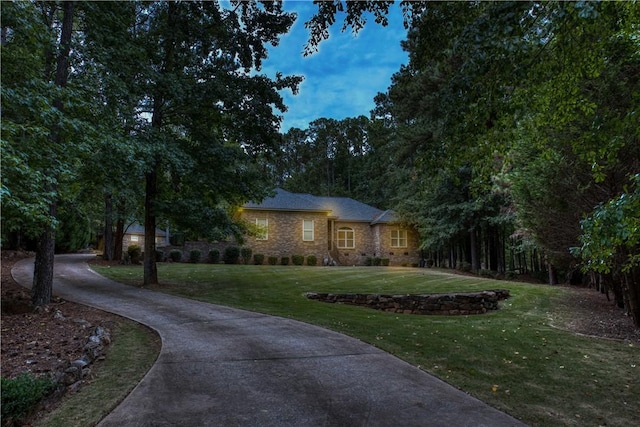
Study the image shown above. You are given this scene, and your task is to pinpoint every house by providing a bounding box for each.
[239,188,421,266]
[122,223,168,253]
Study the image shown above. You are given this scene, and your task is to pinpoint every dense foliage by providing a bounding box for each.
[286,1,639,325]
[2,1,301,297]
[3,1,638,325]
[1,373,56,425]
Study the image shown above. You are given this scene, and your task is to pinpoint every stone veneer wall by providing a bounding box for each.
[305,289,511,315]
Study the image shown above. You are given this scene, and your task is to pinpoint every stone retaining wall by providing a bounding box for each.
[305,289,510,315]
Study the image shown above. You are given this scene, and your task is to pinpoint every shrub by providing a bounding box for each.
[306,255,317,266]
[478,268,498,279]
[189,249,201,264]
[169,249,182,262]
[155,250,165,262]
[268,256,278,265]
[223,246,240,264]
[253,254,265,265]
[208,249,220,264]
[381,258,390,266]
[458,261,472,272]
[505,270,518,280]
[1,373,56,425]
[280,256,290,266]
[240,247,253,265]
[127,245,142,264]
[365,257,373,266]
[291,254,304,266]
[372,257,381,266]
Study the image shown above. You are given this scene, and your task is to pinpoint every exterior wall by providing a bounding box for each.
[332,221,375,266]
[240,210,330,261]
[374,224,422,266]
[239,210,422,267]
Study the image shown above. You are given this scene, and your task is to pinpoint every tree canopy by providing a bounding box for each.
[285,0,639,325]
[3,1,638,326]
[2,0,302,296]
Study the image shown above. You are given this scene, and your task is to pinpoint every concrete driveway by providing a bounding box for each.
[12,254,526,426]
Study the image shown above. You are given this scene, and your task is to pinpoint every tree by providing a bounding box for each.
[276,116,372,199]
[80,1,147,261]
[304,1,639,292]
[2,0,302,297]
[119,1,301,285]
[574,174,640,326]
[1,1,83,305]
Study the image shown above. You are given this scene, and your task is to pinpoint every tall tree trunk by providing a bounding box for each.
[489,226,498,271]
[32,210,55,305]
[103,193,114,260]
[625,267,640,328]
[548,262,557,285]
[32,1,74,306]
[113,200,126,262]
[114,217,124,261]
[470,227,480,271]
[144,165,159,285]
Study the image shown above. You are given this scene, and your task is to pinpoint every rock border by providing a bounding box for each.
[54,321,112,392]
[305,289,511,315]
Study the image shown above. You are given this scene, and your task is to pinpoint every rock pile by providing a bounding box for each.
[306,289,511,315]
[57,325,111,391]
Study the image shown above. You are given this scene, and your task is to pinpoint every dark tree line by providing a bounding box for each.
[280,1,639,326]
[3,1,638,326]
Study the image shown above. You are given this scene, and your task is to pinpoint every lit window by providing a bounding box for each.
[303,220,314,241]
[131,235,139,242]
[337,227,355,249]
[255,218,268,240]
[391,229,407,248]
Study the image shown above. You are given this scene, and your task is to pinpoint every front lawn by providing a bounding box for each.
[93,263,639,427]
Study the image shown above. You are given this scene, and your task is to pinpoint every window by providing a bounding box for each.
[391,229,407,248]
[302,220,314,241]
[255,218,268,240]
[337,227,355,249]
[131,235,139,242]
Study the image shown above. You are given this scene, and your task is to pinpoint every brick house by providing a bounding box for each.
[239,188,421,266]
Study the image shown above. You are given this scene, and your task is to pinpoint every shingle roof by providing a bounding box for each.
[243,188,396,224]
[243,188,330,212]
[371,209,398,224]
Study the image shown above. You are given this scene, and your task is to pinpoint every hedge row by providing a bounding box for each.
[160,247,318,266]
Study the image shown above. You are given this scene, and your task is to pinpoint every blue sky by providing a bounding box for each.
[260,1,409,132]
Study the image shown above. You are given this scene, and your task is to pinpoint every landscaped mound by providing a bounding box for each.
[305,289,511,315]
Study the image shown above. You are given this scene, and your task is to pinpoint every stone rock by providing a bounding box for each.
[306,289,510,316]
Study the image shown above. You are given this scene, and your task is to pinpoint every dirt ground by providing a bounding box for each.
[2,250,639,380]
[1,251,124,380]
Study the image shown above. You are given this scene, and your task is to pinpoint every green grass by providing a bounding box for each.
[93,263,640,427]
[34,320,160,427]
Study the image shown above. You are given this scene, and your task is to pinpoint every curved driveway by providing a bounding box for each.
[13,254,526,427]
